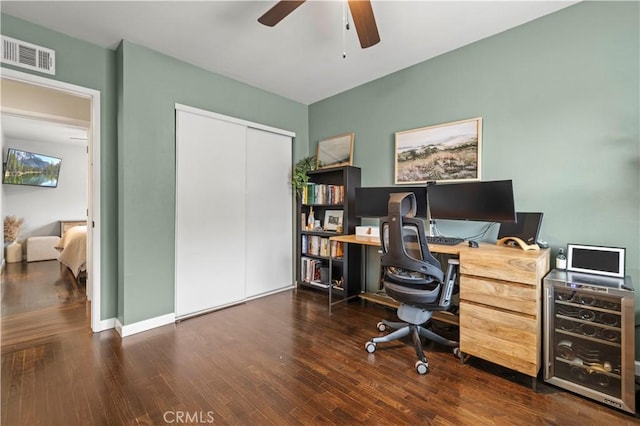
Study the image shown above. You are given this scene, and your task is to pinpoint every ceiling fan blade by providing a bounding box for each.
[258,1,306,27]
[348,0,380,48]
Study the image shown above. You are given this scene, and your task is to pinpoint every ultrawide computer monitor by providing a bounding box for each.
[427,180,516,222]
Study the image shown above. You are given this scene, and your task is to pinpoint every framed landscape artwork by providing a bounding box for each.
[317,132,354,169]
[394,117,482,184]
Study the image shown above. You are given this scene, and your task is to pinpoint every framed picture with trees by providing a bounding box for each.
[394,117,482,184]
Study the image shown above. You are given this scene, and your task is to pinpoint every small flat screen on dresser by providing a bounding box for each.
[567,244,625,278]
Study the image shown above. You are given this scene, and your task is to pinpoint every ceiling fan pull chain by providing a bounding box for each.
[342,0,350,59]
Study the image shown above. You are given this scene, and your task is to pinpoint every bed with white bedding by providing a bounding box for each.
[55,224,87,279]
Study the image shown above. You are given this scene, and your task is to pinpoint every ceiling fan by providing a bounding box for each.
[258,0,381,49]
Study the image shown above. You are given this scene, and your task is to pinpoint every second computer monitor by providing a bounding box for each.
[427,180,516,222]
[355,186,428,218]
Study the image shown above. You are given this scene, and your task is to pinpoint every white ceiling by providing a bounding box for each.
[1,1,579,105]
[1,114,88,145]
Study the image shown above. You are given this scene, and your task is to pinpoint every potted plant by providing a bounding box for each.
[292,155,317,197]
[4,215,24,263]
[4,215,23,243]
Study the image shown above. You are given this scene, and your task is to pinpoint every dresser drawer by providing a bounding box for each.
[460,302,540,377]
[460,247,547,285]
[460,276,538,316]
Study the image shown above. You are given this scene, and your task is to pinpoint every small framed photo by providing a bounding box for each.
[395,117,482,184]
[317,132,354,169]
[323,210,343,232]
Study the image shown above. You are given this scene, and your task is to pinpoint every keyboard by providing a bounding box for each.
[426,236,464,246]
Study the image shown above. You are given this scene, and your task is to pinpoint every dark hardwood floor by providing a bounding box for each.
[1,264,638,425]
[1,260,86,316]
[1,260,89,353]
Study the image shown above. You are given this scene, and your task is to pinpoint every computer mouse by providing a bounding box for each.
[537,240,549,249]
[468,240,479,248]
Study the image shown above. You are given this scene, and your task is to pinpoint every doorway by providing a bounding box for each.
[1,68,101,332]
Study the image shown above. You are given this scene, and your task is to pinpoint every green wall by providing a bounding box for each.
[310,2,639,285]
[309,1,639,353]
[2,2,638,353]
[0,13,119,320]
[116,41,308,324]
[0,14,309,326]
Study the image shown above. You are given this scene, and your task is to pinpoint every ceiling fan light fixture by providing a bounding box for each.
[258,0,380,49]
[257,0,306,27]
[347,0,380,48]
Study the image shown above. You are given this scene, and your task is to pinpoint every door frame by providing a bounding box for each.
[1,68,102,332]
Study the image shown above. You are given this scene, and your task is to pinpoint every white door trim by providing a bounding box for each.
[1,67,103,332]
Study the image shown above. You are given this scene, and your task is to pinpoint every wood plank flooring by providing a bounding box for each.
[1,260,86,316]
[1,265,638,424]
[1,260,89,353]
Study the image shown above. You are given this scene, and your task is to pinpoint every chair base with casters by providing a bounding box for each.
[365,259,461,375]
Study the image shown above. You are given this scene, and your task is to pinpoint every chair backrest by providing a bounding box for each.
[380,192,444,287]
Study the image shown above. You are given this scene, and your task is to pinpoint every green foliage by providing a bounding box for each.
[292,156,316,196]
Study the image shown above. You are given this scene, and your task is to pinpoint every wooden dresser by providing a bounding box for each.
[459,244,550,382]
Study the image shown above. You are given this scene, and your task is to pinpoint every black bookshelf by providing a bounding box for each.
[297,166,361,301]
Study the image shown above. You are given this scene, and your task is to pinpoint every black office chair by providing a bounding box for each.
[364,192,459,374]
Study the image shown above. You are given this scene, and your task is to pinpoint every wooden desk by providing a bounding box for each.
[327,234,460,324]
[329,234,460,254]
[329,234,550,381]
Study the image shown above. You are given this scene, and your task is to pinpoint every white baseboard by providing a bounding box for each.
[245,285,295,302]
[92,317,116,332]
[112,287,293,337]
[115,313,176,338]
[635,360,640,377]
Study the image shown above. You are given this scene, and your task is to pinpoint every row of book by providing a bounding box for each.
[302,183,344,205]
[301,235,344,258]
[300,257,327,285]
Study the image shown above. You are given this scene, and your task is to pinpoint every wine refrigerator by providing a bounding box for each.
[544,269,635,414]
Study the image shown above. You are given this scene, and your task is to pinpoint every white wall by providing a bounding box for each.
[2,136,87,240]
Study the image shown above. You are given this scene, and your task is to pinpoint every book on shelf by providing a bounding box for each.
[330,240,344,258]
[309,236,320,256]
[303,236,342,258]
[320,238,329,257]
[302,183,344,205]
[300,257,328,286]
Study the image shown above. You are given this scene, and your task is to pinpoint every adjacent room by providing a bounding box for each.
[1,1,638,424]
[1,81,93,351]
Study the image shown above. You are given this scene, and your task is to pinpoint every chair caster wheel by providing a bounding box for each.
[376,321,386,332]
[365,341,376,353]
[415,360,429,375]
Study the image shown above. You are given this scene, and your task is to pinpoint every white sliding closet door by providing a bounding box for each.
[175,110,247,318]
[176,105,294,319]
[245,128,293,298]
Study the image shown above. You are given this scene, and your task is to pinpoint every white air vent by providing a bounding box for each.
[1,36,55,75]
